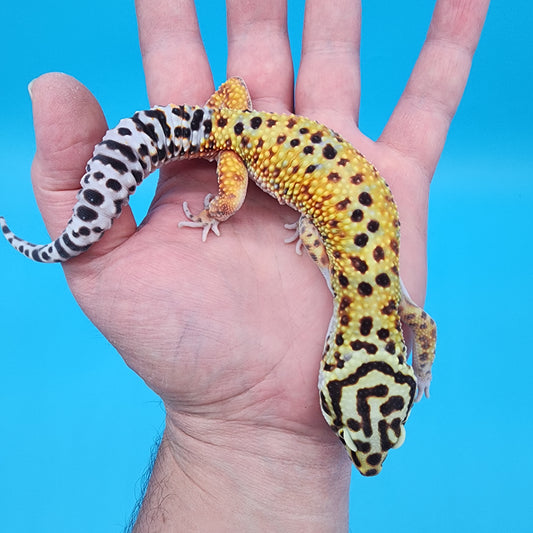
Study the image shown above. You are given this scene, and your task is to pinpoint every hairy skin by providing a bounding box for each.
[22,0,489,531]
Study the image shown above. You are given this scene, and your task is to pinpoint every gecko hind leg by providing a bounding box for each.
[178,150,249,241]
[178,78,252,241]
[285,215,332,294]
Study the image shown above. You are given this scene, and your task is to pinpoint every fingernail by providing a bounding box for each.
[28,78,36,100]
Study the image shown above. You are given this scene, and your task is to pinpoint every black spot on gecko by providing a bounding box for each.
[381,300,396,315]
[337,158,349,166]
[376,273,391,287]
[335,334,344,346]
[138,145,149,158]
[359,192,372,206]
[157,146,167,161]
[277,134,286,144]
[385,342,396,354]
[233,122,244,135]
[390,418,402,438]
[106,179,122,192]
[117,127,132,136]
[350,256,368,274]
[92,154,128,174]
[340,296,352,310]
[347,419,362,433]
[360,317,373,336]
[83,189,105,206]
[367,220,379,232]
[357,282,373,296]
[76,205,98,222]
[190,108,204,131]
[358,385,389,437]
[63,234,90,253]
[79,227,91,236]
[132,170,143,184]
[336,198,350,210]
[328,172,341,182]
[203,119,212,134]
[303,146,314,155]
[380,396,405,416]
[266,118,277,127]
[54,239,70,259]
[351,174,364,185]
[366,453,383,467]
[351,209,363,222]
[378,419,395,452]
[248,116,261,129]
[305,165,317,174]
[390,239,399,255]
[322,144,337,159]
[320,391,331,415]
[354,233,369,247]
[287,118,297,128]
[147,109,172,137]
[299,127,309,134]
[377,328,390,340]
[101,140,138,162]
[217,117,228,128]
[373,246,385,262]
[338,274,349,287]
[290,138,301,147]
[311,133,322,143]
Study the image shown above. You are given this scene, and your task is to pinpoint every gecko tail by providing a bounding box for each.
[0,216,92,263]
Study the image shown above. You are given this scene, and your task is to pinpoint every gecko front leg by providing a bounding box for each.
[399,280,437,401]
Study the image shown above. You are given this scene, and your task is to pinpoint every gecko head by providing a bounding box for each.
[338,422,406,476]
[319,362,416,476]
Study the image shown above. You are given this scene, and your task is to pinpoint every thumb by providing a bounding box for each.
[29,72,137,259]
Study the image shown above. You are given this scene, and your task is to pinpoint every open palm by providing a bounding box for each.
[26,0,488,529]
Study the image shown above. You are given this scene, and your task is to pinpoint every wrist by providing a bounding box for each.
[133,411,351,532]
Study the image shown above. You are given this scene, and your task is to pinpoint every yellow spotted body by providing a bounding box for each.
[0,78,436,475]
[206,107,420,475]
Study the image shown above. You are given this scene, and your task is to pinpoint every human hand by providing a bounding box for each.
[26,0,488,530]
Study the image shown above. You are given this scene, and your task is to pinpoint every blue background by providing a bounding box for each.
[1,1,531,531]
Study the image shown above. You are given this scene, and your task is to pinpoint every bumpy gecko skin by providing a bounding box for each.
[0,78,436,475]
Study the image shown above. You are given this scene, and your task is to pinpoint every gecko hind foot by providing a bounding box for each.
[178,193,221,242]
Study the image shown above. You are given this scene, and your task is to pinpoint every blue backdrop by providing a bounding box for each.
[1,1,531,531]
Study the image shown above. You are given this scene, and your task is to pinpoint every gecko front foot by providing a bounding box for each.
[283,221,304,255]
[178,193,221,242]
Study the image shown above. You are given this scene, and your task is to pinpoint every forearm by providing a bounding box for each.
[133,414,351,532]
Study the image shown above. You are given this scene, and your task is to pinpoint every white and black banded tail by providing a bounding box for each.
[0,104,215,262]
